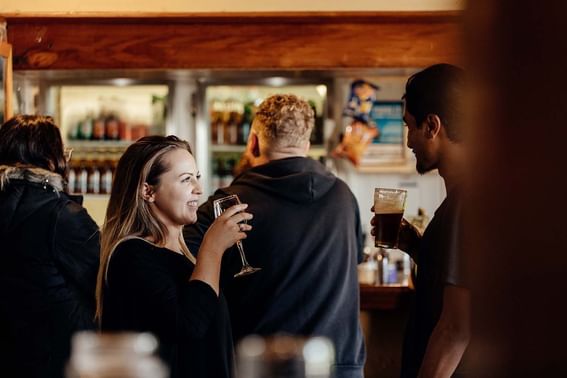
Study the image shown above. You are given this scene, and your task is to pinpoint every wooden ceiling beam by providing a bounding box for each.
[5,12,462,70]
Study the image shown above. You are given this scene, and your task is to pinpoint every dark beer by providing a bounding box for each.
[375,212,404,248]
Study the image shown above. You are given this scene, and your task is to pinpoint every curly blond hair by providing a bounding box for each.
[253,94,314,150]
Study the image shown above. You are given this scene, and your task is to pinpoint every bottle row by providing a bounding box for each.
[67,159,118,195]
[358,248,412,286]
[68,155,240,195]
[210,100,253,146]
[68,113,151,142]
[209,98,324,146]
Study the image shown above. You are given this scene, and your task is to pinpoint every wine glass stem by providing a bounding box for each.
[236,241,250,267]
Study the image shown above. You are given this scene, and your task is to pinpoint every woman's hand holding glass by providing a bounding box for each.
[213,195,261,277]
[201,203,253,259]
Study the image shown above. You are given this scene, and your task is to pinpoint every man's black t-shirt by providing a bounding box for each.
[401,188,465,377]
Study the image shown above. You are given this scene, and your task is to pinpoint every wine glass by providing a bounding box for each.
[213,194,261,277]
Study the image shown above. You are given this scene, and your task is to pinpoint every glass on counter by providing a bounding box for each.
[358,246,411,286]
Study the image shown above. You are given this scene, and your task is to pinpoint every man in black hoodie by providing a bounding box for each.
[184,94,366,378]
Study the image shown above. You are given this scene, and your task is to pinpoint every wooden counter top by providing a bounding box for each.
[360,284,414,311]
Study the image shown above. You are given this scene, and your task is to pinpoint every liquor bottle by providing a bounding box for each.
[92,114,106,140]
[77,160,89,194]
[210,99,223,145]
[87,159,101,194]
[220,102,231,145]
[226,100,241,145]
[105,114,120,141]
[67,163,77,194]
[118,120,131,141]
[377,248,390,285]
[211,117,219,145]
[238,102,253,145]
[212,116,223,145]
[227,116,238,145]
[100,160,114,195]
[78,116,93,140]
[68,121,80,141]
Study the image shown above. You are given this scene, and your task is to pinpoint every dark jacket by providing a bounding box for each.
[0,165,100,378]
[184,156,366,378]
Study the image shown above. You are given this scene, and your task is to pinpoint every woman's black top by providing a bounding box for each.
[102,238,233,378]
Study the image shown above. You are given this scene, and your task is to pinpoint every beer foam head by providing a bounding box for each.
[374,188,406,213]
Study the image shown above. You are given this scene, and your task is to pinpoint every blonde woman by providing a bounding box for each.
[96,136,251,378]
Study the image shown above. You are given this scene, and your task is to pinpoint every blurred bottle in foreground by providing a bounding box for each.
[237,334,335,378]
[66,332,168,378]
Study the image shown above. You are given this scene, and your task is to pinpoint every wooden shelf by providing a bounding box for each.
[67,140,132,149]
[211,144,246,153]
[360,284,413,311]
[211,144,327,157]
[356,164,416,174]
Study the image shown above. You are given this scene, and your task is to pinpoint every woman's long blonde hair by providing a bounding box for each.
[95,136,196,324]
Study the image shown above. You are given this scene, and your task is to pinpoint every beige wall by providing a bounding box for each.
[1,0,462,14]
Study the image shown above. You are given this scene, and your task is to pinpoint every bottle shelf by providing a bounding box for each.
[211,144,246,153]
[67,140,133,150]
[355,163,415,174]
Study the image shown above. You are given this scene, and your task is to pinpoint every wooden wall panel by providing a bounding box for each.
[5,12,462,70]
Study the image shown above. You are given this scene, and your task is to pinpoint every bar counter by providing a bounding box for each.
[359,284,414,377]
[360,284,413,311]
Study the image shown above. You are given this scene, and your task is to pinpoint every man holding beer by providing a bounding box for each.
[372,64,470,377]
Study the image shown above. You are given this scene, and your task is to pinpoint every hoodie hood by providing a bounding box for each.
[231,157,337,204]
[0,165,65,233]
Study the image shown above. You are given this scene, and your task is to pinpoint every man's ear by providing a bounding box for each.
[141,183,156,203]
[424,114,442,139]
[248,131,260,158]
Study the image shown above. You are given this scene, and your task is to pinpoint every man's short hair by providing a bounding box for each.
[253,94,314,149]
[404,63,466,143]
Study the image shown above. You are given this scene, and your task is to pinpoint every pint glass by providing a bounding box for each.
[374,188,407,248]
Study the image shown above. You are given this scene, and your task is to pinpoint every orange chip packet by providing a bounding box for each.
[332,121,379,166]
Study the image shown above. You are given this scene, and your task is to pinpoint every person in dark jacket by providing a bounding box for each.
[184,94,366,378]
[97,136,252,378]
[0,115,100,378]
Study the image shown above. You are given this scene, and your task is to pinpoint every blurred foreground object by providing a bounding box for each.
[465,0,567,375]
[66,332,168,378]
[237,335,335,378]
